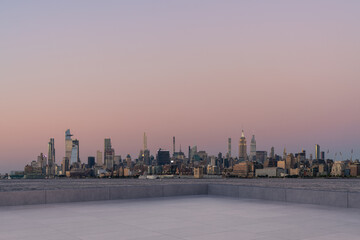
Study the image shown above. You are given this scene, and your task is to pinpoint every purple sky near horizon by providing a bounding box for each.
[1,1,360,173]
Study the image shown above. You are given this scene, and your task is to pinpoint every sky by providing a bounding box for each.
[1,1,360,173]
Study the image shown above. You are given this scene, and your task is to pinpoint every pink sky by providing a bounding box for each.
[1,1,360,173]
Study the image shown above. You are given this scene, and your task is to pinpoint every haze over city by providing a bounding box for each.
[1,0,360,173]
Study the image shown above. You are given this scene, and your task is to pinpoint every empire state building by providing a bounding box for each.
[238,130,247,161]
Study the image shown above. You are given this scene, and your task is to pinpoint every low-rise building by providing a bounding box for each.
[255,167,283,177]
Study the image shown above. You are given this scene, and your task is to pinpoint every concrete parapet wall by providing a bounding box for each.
[46,188,109,204]
[109,185,164,200]
[285,188,348,208]
[0,184,208,207]
[208,184,354,208]
[0,190,45,206]
[163,184,208,197]
[1,183,360,209]
[208,184,239,198]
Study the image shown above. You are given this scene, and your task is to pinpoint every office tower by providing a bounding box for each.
[114,155,122,166]
[157,149,170,166]
[104,138,114,169]
[283,148,287,160]
[189,146,198,162]
[250,135,256,161]
[238,130,247,161]
[227,138,231,158]
[141,132,151,165]
[126,154,132,167]
[256,151,267,163]
[65,129,73,161]
[270,147,275,159]
[188,146,191,163]
[96,150,103,166]
[143,132,148,150]
[173,136,176,156]
[37,153,47,170]
[61,157,69,174]
[315,144,320,160]
[210,156,216,166]
[47,138,55,169]
[321,151,325,160]
[144,149,150,165]
[70,139,79,164]
[285,154,296,170]
[88,156,95,168]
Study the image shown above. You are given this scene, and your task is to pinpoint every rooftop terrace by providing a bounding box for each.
[1,196,359,240]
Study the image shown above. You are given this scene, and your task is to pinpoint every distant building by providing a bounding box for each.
[47,138,55,173]
[256,167,284,177]
[315,144,320,160]
[227,138,232,158]
[126,154,132,167]
[61,157,69,174]
[65,129,73,161]
[270,147,275,159]
[189,146,198,162]
[277,160,285,170]
[350,164,360,177]
[114,155,122,166]
[104,138,114,169]
[194,167,203,179]
[70,139,80,164]
[285,154,296,170]
[157,149,170,166]
[88,156,95,168]
[96,150,103,166]
[233,161,254,178]
[331,162,345,176]
[249,135,256,161]
[238,130,247,161]
[256,151,267,163]
[37,153,47,171]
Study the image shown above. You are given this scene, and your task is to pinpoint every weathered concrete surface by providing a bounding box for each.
[1,180,360,208]
[285,188,348,208]
[46,188,109,204]
[208,184,239,198]
[2,178,360,192]
[0,190,45,206]
[109,185,163,199]
[2,196,360,240]
[163,184,207,197]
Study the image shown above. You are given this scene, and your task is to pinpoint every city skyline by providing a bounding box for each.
[1,1,360,173]
[1,127,358,174]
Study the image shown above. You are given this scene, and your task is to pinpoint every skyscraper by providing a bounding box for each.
[315,144,321,160]
[70,139,79,164]
[65,129,73,161]
[249,135,256,161]
[96,150,103,166]
[227,138,231,158]
[238,130,247,161]
[143,132,147,151]
[104,138,114,169]
[47,138,55,169]
[157,149,170,166]
[88,156,95,168]
[270,147,275,159]
[173,136,176,156]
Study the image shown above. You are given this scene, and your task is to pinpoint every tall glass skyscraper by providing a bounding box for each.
[70,139,79,164]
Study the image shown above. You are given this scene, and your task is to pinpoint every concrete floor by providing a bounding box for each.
[0,196,359,240]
